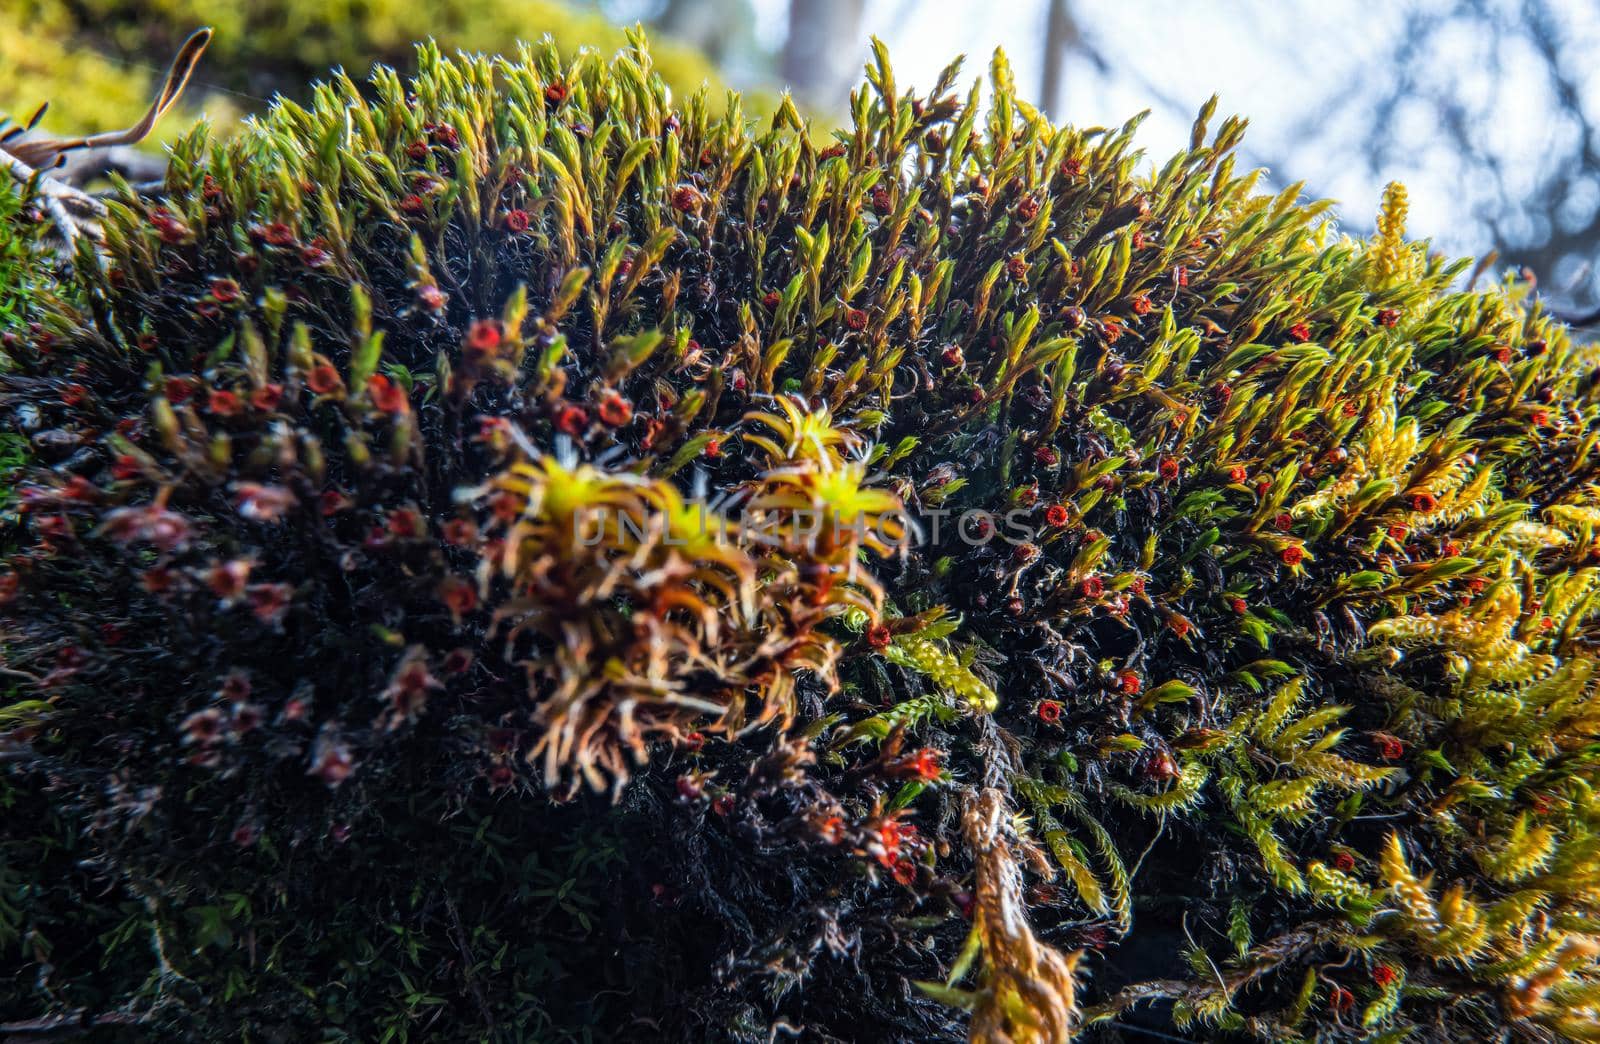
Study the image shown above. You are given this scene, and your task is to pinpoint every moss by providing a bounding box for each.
[0,179,47,334]
[0,178,51,522]
[3,32,1600,1043]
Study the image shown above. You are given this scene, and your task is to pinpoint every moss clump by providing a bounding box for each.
[4,32,1600,1043]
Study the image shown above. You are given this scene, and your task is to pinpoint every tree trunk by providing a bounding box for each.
[654,0,745,66]
[782,0,867,113]
[1040,0,1078,119]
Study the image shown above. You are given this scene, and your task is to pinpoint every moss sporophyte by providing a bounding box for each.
[4,28,1600,1044]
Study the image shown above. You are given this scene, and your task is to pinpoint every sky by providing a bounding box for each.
[736,0,1599,297]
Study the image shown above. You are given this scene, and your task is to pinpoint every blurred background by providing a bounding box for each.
[6,0,1600,312]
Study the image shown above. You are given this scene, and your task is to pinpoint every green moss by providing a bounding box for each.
[0,179,49,522]
[0,180,42,332]
[3,32,1600,1043]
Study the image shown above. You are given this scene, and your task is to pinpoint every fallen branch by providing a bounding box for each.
[0,1009,149,1042]
[0,149,104,246]
[3,28,211,171]
[1,27,212,245]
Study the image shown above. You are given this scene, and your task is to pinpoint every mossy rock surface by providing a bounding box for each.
[3,33,1600,1044]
